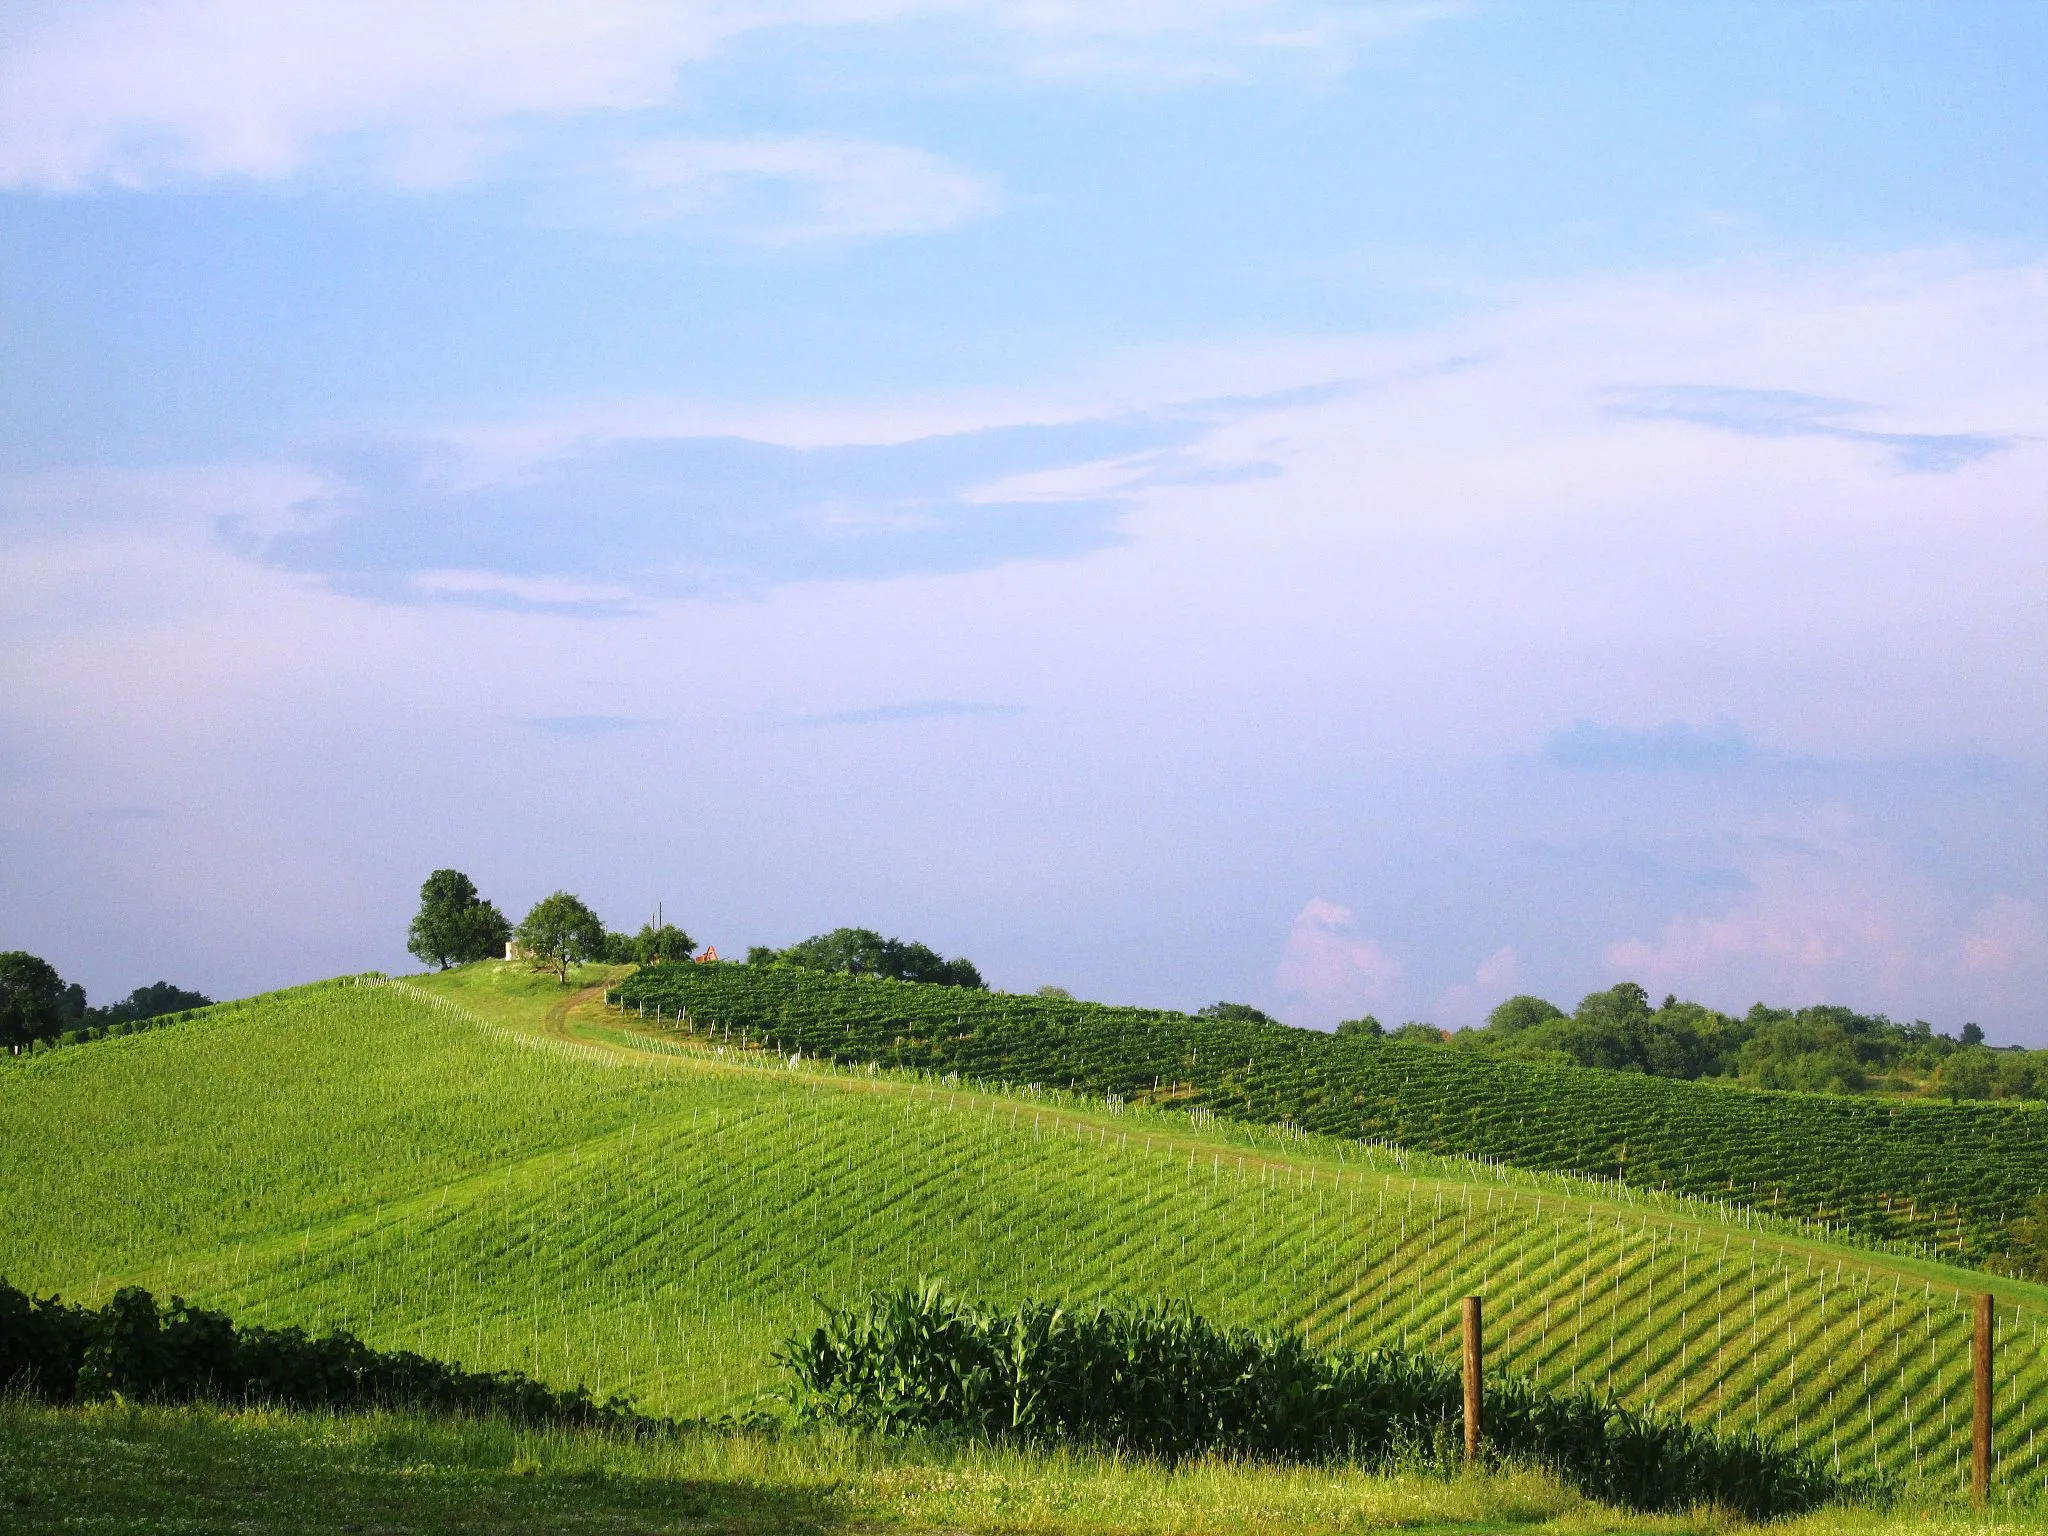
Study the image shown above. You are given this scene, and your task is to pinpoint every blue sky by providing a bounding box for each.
[3,1,2045,1040]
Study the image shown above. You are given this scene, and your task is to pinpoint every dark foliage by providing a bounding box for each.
[0,951,70,1049]
[95,981,214,1025]
[605,921,696,966]
[0,1280,638,1430]
[2,953,212,1050]
[407,869,513,971]
[1197,1001,1279,1025]
[779,1284,1839,1518]
[752,927,983,989]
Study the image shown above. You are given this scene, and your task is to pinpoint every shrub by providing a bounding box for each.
[0,1279,639,1430]
[779,1283,1840,1518]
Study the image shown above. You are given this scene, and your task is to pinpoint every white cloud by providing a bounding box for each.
[0,0,1445,192]
[1600,810,2048,1022]
[1272,899,1403,1027]
[1960,897,2048,979]
[596,135,1000,242]
[0,0,732,190]
[1433,946,1522,1028]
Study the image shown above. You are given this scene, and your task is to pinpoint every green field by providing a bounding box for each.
[618,964,2048,1265]
[4,963,2048,1510]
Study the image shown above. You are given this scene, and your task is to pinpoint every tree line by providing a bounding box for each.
[0,952,211,1052]
[1351,981,2047,1102]
[409,870,983,990]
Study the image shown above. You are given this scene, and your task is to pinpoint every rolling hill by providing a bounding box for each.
[4,960,2046,1503]
[619,963,2048,1266]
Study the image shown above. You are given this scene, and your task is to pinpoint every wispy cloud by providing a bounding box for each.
[790,699,1021,727]
[1272,899,1404,1027]
[0,0,1449,193]
[1607,385,2011,474]
[526,714,650,736]
[223,412,1212,606]
[1543,720,1755,772]
[585,134,1000,244]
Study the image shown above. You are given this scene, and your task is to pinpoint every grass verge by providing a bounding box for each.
[8,1400,2047,1535]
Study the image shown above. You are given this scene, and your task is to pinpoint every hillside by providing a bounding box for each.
[3,962,2046,1503]
[619,964,2048,1267]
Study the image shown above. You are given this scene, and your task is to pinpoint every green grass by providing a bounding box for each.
[7,1401,2048,1536]
[4,964,2047,1508]
[617,964,2048,1265]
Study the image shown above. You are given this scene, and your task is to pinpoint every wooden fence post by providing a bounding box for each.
[1462,1295,1483,1467]
[1974,1292,1994,1505]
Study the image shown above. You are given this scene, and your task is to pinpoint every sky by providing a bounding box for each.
[3,1,2045,1040]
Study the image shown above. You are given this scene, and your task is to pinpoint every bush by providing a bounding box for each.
[0,1279,639,1431]
[779,1283,1840,1518]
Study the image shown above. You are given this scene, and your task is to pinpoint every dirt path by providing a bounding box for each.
[542,980,613,1045]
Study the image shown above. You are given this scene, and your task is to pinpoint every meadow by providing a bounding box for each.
[4,962,2047,1512]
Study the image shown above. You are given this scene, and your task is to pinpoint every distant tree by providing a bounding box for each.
[1960,1022,1986,1047]
[1390,1021,1445,1043]
[0,951,70,1049]
[1035,985,1074,1000]
[757,928,986,989]
[1197,1001,1279,1026]
[1995,1051,2044,1101]
[516,892,607,984]
[1487,995,1565,1033]
[1940,1047,1997,1102]
[628,922,695,965]
[96,982,212,1025]
[1334,1015,1383,1038]
[407,870,513,971]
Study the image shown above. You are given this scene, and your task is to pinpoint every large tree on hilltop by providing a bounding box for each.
[407,869,513,971]
[516,892,607,983]
[0,951,70,1049]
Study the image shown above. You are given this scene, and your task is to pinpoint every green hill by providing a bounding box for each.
[4,962,2047,1503]
[618,963,2048,1266]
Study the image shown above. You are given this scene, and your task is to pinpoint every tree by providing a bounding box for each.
[516,892,607,983]
[1487,995,1565,1033]
[1390,1020,1446,1043]
[1960,1022,1986,1047]
[1334,1015,1383,1038]
[628,922,695,965]
[406,869,512,971]
[1035,985,1074,1000]
[756,928,986,989]
[97,982,212,1025]
[0,952,69,1049]
[1197,1002,1279,1025]
[1940,1046,1997,1101]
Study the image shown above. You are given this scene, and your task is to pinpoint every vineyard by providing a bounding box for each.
[3,964,2046,1505]
[618,964,2048,1265]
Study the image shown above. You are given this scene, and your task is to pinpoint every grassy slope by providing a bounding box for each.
[3,964,2047,1506]
[617,965,2048,1264]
